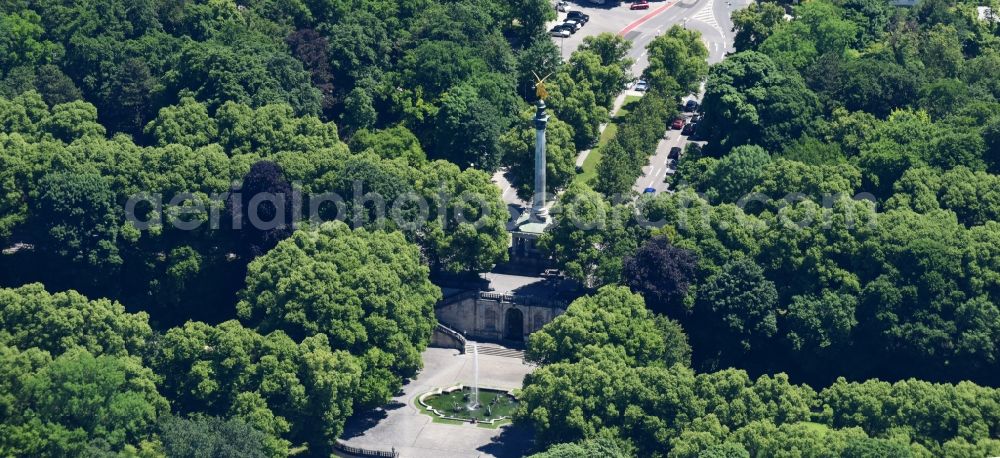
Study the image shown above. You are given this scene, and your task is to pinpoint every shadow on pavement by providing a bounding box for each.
[510,277,583,302]
[339,401,406,439]
[477,423,536,458]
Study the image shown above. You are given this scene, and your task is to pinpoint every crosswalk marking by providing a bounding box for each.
[690,0,720,30]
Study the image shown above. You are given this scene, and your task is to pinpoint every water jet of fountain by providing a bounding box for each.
[469,343,480,410]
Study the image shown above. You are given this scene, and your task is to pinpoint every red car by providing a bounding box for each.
[631,0,650,10]
[671,117,686,130]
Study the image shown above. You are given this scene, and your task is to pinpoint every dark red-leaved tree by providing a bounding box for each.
[227,161,294,260]
[623,235,698,316]
[286,28,335,112]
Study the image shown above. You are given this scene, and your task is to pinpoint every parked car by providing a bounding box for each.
[567,10,590,23]
[563,18,584,31]
[684,99,699,112]
[681,122,696,136]
[631,0,650,9]
[634,79,649,91]
[542,268,562,278]
[554,23,576,34]
[692,114,704,124]
[549,26,571,38]
[668,146,682,160]
[643,187,656,194]
[556,0,568,12]
[671,117,686,130]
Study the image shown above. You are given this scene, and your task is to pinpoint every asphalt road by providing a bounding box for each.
[553,0,749,196]
[554,0,749,71]
[491,0,750,206]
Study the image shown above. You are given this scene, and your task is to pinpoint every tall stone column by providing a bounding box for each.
[532,99,549,221]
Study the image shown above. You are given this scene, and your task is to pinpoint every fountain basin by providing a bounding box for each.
[418,386,519,424]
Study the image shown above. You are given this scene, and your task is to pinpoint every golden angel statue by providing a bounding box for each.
[532,71,553,101]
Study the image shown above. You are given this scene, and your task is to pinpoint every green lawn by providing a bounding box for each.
[577,121,618,185]
[574,94,643,186]
[422,388,519,421]
[797,422,832,433]
[415,397,467,426]
[619,95,642,116]
[413,393,511,428]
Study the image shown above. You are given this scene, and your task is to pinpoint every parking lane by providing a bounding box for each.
[633,130,689,195]
[548,0,753,198]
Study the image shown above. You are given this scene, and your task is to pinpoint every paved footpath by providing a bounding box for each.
[339,347,536,458]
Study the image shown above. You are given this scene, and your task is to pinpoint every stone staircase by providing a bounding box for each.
[464,342,525,360]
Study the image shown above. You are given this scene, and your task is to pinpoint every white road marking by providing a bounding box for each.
[690,0,722,32]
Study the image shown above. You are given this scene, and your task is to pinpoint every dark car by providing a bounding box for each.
[553,23,576,34]
[668,146,682,160]
[643,187,656,194]
[567,11,590,23]
[563,18,584,31]
[671,117,686,130]
[684,99,699,112]
[681,122,696,136]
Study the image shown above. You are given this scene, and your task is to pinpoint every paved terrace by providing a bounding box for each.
[339,347,536,458]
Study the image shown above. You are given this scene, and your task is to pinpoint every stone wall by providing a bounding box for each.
[435,292,565,342]
[430,323,466,352]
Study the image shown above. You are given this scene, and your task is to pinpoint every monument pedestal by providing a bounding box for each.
[508,98,553,262]
[510,209,552,261]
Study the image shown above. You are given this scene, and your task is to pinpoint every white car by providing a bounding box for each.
[549,27,571,38]
[563,19,584,31]
[634,79,649,91]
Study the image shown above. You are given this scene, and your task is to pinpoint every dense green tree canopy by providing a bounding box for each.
[526,286,690,367]
[238,222,439,407]
[149,320,359,453]
[0,345,167,455]
[731,2,786,52]
[529,437,633,458]
[2,0,1000,454]
[643,26,709,96]
[349,125,427,165]
[0,283,151,357]
[699,52,820,153]
[572,34,634,109]
[158,414,277,458]
[414,160,510,274]
[539,183,645,287]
